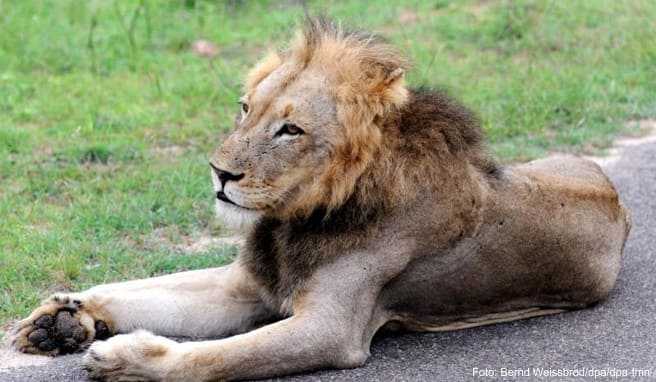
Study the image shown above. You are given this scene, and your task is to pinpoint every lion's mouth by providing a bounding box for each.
[216,190,251,210]
[216,190,238,205]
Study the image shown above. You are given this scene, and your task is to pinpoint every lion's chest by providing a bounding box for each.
[241,214,364,315]
[240,218,322,314]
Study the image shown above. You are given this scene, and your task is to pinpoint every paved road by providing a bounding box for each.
[2,138,654,381]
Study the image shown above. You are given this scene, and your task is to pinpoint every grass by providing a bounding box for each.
[0,0,655,333]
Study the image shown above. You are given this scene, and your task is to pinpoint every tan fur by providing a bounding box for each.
[11,18,630,382]
[244,51,282,92]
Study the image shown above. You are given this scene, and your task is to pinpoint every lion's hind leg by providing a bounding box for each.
[401,307,568,333]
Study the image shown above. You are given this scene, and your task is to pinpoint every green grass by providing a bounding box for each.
[1,0,655,332]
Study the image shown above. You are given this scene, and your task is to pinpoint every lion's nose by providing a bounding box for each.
[209,162,244,187]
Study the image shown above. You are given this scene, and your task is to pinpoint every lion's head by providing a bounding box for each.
[210,18,410,229]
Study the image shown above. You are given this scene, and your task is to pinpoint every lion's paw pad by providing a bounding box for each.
[11,300,111,356]
[24,311,87,354]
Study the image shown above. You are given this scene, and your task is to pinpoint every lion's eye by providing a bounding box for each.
[240,102,249,114]
[276,123,304,137]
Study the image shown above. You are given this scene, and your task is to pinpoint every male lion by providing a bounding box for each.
[11,18,630,381]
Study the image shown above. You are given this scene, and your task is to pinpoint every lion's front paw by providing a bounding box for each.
[10,293,113,356]
[83,331,178,382]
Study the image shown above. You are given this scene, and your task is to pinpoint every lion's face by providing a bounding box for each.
[211,68,341,229]
[210,20,409,230]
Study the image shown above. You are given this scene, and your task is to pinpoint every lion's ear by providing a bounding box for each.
[384,67,405,86]
[368,66,408,112]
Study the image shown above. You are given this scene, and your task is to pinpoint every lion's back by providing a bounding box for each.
[516,155,612,187]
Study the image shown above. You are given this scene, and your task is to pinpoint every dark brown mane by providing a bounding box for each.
[394,87,499,176]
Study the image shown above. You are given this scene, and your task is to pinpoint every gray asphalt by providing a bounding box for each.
[2,139,654,381]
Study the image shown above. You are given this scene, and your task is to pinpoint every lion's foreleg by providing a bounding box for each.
[11,262,270,355]
[83,262,269,337]
[82,254,391,381]
[84,310,369,381]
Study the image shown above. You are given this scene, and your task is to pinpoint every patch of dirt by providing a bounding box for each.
[47,274,74,295]
[133,226,242,255]
[380,2,492,35]
[467,0,493,18]
[151,144,186,158]
[398,10,420,24]
[174,234,243,253]
[0,178,22,198]
[584,119,656,167]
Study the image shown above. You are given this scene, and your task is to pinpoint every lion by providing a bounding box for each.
[11,18,630,381]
